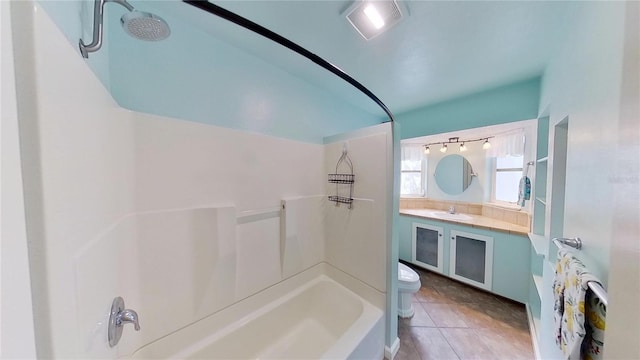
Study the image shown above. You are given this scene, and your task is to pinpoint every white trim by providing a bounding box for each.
[411,222,444,274]
[384,337,400,360]
[449,230,494,291]
[525,304,542,360]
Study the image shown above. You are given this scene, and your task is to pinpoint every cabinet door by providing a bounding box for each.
[412,223,444,274]
[449,230,493,291]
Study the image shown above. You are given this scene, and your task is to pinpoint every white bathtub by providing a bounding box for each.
[130,263,385,359]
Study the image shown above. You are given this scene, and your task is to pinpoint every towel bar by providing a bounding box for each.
[553,237,608,306]
[553,237,582,250]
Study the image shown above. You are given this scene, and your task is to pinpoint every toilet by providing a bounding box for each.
[398,262,421,318]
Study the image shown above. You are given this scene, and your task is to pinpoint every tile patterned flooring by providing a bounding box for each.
[397,263,534,360]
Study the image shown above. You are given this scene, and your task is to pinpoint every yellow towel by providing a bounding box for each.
[553,249,602,360]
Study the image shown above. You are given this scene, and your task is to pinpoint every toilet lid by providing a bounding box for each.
[398,263,419,283]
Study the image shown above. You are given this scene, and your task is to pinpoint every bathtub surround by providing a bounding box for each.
[1,2,38,357]
[324,124,398,353]
[10,2,393,358]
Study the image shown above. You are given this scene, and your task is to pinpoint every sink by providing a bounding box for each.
[429,211,473,221]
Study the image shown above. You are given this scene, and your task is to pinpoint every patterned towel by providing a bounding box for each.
[517,176,531,207]
[553,249,603,359]
[582,290,606,360]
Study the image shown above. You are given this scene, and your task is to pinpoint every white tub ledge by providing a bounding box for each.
[129,263,385,360]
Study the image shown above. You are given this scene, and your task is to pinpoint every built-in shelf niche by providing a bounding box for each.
[531,117,549,238]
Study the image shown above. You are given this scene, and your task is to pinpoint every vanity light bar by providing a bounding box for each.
[423,136,493,153]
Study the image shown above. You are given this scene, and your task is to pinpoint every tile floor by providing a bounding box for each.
[397,263,535,360]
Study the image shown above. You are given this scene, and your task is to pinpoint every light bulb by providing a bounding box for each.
[424,146,430,155]
[483,139,491,150]
[460,143,467,152]
[363,4,385,29]
[440,144,448,153]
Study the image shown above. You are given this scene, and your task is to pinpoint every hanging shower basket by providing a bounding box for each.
[328,143,355,209]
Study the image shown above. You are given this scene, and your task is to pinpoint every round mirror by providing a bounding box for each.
[434,154,474,195]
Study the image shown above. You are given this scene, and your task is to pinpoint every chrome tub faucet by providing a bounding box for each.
[108,297,140,347]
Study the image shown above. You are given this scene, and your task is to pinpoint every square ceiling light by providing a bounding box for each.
[346,1,403,40]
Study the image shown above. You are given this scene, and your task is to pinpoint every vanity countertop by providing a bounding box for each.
[400,207,529,235]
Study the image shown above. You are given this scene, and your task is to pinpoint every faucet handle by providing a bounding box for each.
[108,297,140,347]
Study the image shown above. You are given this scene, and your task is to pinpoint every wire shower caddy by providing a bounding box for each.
[328,144,355,209]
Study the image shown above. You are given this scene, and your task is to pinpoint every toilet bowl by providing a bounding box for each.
[398,262,421,318]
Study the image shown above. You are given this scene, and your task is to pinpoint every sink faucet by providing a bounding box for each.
[448,205,456,214]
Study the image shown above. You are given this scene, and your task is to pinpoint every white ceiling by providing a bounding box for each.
[174,0,573,115]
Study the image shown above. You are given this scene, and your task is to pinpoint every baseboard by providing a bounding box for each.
[384,337,400,360]
[525,303,541,360]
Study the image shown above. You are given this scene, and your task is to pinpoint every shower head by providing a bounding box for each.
[121,11,170,41]
[79,0,171,58]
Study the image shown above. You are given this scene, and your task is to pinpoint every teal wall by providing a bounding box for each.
[397,78,541,139]
[106,3,379,144]
[37,1,382,144]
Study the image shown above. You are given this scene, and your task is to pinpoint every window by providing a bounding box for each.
[493,155,524,203]
[488,130,526,205]
[401,144,425,196]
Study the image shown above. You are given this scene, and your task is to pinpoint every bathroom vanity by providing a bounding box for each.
[399,207,531,304]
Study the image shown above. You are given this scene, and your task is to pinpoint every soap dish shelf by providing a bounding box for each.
[328,144,355,209]
[328,173,355,184]
[328,195,353,205]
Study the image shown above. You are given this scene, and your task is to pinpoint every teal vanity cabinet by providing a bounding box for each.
[411,222,444,274]
[449,229,494,292]
[400,214,531,304]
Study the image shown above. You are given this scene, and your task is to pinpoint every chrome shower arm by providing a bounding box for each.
[108,0,134,12]
[79,0,134,58]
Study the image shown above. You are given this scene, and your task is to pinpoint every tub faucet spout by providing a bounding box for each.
[108,297,140,347]
[118,309,140,331]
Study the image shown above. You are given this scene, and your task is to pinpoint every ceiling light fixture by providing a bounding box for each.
[345,0,404,40]
[423,136,494,155]
[363,4,385,29]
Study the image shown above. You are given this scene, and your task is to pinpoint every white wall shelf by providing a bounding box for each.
[532,274,544,300]
[536,157,548,163]
[535,197,547,206]
[528,233,547,257]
